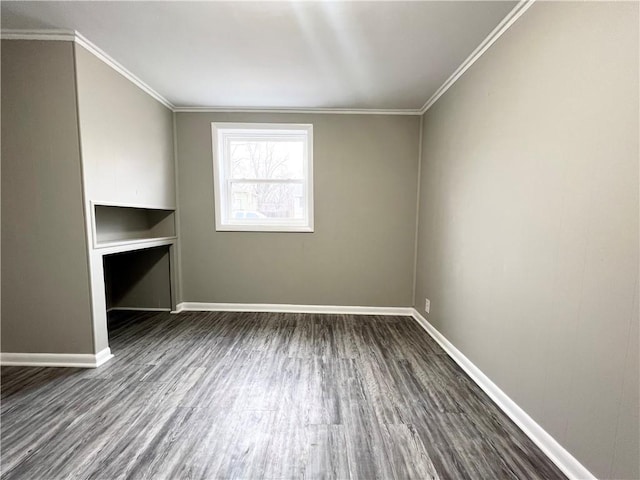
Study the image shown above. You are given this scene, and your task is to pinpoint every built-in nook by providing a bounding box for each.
[93,204,175,248]
[103,246,172,312]
[90,204,178,350]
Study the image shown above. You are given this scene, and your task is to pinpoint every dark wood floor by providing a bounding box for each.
[1,311,566,480]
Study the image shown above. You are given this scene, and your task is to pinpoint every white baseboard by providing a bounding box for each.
[94,348,114,367]
[0,348,114,369]
[410,309,595,480]
[175,302,413,316]
[107,307,171,312]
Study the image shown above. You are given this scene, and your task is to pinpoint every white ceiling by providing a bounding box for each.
[1,1,517,111]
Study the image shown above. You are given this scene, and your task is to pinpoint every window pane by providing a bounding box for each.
[230,182,305,220]
[229,140,304,180]
[213,123,313,232]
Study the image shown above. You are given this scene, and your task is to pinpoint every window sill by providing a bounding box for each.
[215,224,314,233]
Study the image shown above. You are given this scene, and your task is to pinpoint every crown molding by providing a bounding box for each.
[419,0,535,114]
[73,31,174,110]
[173,106,422,115]
[1,28,174,110]
[0,29,76,41]
[2,0,535,118]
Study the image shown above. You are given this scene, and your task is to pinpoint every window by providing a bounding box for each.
[212,123,313,232]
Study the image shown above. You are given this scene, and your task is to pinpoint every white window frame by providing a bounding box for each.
[211,122,314,232]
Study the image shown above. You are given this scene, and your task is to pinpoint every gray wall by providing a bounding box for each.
[176,112,419,307]
[1,41,94,354]
[74,44,176,209]
[414,2,639,479]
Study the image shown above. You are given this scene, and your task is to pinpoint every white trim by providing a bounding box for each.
[73,32,173,110]
[95,237,176,255]
[175,302,413,316]
[91,200,176,210]
[107,307,171,313]
[89,200,99,251]
[94,348,114,367]
[174,107,421,115]
[410,309,596,480]
[1,29,174,110]
[0,348,114,369]
[211,122,314,232]
[419,0,535,114]
[0,29,76,41]
[214,224,313,233]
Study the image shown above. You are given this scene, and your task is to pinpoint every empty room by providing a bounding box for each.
[1,1,638,479]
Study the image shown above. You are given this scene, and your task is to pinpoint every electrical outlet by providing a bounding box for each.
[425,298,431,314]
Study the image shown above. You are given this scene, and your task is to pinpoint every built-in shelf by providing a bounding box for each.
[93,204,176,249]
[95,236,177,255]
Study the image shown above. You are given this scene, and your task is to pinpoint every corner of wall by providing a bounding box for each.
[411,113,425,308]
[171,111,183,305]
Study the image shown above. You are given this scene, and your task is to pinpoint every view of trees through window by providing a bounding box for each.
[213,122,312,231]
[228,140,305,220]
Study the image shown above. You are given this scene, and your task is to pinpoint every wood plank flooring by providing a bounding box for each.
[1,311,567,480]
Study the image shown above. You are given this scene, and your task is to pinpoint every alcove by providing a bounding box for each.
[103,245,172,312]
[93,204,175,248]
